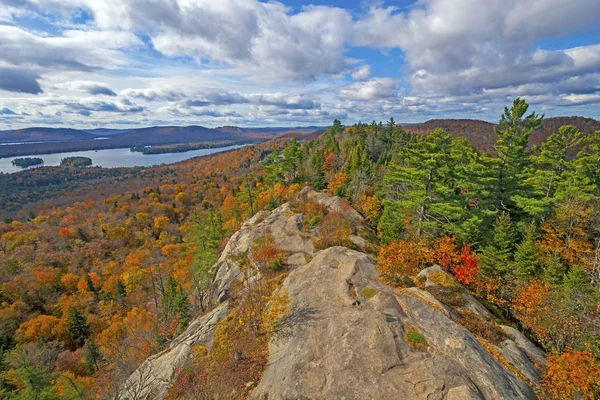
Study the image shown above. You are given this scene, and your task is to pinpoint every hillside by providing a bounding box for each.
[124,189,543,399]
[0,99,598,400]
[0,126,321,157]
[404,116,600,153]
[0,127,98,144]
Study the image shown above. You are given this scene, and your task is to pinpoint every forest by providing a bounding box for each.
[11,158,44,168]
[0,98,599,399]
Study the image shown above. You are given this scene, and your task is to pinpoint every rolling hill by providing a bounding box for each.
[403,116,600,153]
[0,127,98,144]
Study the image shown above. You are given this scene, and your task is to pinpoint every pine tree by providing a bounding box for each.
[379,129,463,239]
[309,151,326,190]
[514,222,541,280]
[67,308,90,347]
[82,340,101,373]
[492,98,543,215]
[281,136,300,183]
[480,212,517,276]
[530,125,585,205]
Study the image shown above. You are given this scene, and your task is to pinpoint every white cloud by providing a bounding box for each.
[338,78,398,101]
[352,65,371,81]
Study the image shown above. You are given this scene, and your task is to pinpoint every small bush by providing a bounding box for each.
[252,234,287,271]
[456,311,505,344]
[313,211,355,250]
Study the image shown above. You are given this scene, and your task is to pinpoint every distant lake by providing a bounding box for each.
[0,145,246,174]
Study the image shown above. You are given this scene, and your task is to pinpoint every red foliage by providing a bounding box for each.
[452,245,480,286]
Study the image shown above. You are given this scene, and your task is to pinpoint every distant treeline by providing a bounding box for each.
[60,157,92,167]
[129,140,253,154]
[11,157,44,168]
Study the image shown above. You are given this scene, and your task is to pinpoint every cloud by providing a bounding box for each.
[0,107,17,115]
[86,84,117,97]
[0,67,43,94]
[59,99,146,116]
[55,81,117,96]
[121,88,186,102]
[352,65,371,81]
[0,25,140,71]
[338,78,398,101]
[34,0,353,81]
[183,92,319,110]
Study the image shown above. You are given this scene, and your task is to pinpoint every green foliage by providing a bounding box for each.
[308,151,326,190]
[513,222,541,281]
[59,157,92,167]
[405,327,428,349]
[162,276,191,334]
[492,98,543,215]
[67,308,90,348]
[480,212,517,276]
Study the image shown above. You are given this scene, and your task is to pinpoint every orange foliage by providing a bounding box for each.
[377,238,433,282]
[433,236,461,271]
[543,350,600,400]
[323,152,337,173]
[327,172,348,195]
[359,193,381,222]
[58,227,74,238]
[17,315,65,343]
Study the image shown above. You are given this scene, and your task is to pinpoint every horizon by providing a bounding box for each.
[1,0,600,129]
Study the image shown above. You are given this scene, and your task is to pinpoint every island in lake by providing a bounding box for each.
[60,156,92,167]
[11,157,44,168]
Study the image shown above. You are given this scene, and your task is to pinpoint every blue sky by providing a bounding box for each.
[0,0,599,129]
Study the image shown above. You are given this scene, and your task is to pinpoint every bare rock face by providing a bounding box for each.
[252,247,540,400]
[123,190,544,400]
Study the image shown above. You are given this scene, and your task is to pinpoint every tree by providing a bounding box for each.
[308,151,326,190]
[530,125,585,205]
[480,212,517,277]
[67,308,90,348]
[379,130,463,239]
[513,222,541,281]
[281,136,300,183]
[492,98,543,214]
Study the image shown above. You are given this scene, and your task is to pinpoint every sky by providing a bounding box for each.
[0,0,599,129]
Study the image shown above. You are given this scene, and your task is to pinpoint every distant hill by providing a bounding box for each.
[85,128,131,136]
[0,128,98,144]
[112,126,243,146]
[404,116,600,153]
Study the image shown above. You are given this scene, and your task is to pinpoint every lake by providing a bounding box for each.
[0,144,246,174]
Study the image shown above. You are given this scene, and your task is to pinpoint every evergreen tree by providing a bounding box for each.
[82,340,101,373]
[281,136,300,183]
[514,222,541,281]
[492,98,543,215]
[379,129,463,239]
[480,212,517,276]
[308,151,326,190]
[67,308,90,347]
[530,125,585,205]
[162,276,190,333]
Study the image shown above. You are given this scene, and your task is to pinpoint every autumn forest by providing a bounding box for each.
[1,99,600,398]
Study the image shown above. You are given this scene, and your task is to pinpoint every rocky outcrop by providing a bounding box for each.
[123,190,544,399]
[251,247,539,400]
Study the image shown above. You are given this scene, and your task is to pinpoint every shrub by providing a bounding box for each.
[313,211,355,250]
[543,350,600,400]
[377,238,433,284]
[252,235,287,271]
